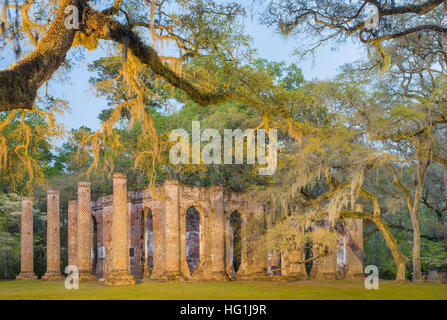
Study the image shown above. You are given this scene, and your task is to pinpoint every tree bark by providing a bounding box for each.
[409,161,428,281]
[340,210,407,281]
[0,0,78,111]
[373,216,407,281]
[0,1,260,112]
[386,162,427,281]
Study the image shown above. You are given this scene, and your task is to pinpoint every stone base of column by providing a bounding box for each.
[143,266,151,279]
[287,272,308,281]
[228,273,237,281]
[78,271,98,282]
[159,271,186,282]
[41,271,65,281]
[104,270,136,286]
[233,273,249,281]
[210,271,230,282]
[16,272,38,280]
[150,272,162,280]
[311,272,339,280]
[237,271,268,281]
[265,275,300,282]
[234,264,249,279]
[150,266,165,280]
[344,273,364,280]
[252,271,269,280]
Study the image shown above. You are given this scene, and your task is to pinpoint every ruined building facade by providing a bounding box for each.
[17,173,364,284]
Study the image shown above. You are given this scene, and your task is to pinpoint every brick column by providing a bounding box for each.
[42,190,64,280]
[250,204,268,279]
[235,216,250,278]
[16,197,37,280]
[345,204,364,280]
[235,206,265,280]
[150,206,165,280]
[77,182,97,281]
[160,180,185,281]
[286,248,308,280]
[310,220,339,280]
[68,200,78,267]
[105,173,135,286]
[284,219,307,280]
[209,186,229,281]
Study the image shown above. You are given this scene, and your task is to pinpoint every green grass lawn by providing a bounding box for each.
[0,279,446,300]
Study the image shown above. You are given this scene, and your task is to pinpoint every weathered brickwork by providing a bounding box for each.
[91,195,113,279]
[76,182,97,281]
[310,220,339,280]
[68,200,77,268]
[19,174,364,284]
[344,220,364,279]
[42,190,64,281]
[88,180,272,283]
[104,173,135,286]
[16,197,38,280]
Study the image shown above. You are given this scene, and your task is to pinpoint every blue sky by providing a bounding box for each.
[1,13,364,133]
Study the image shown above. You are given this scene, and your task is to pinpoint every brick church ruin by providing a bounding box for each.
[16,173,364,285]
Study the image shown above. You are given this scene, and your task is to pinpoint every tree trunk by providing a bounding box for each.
[0,0,77,111]
[341,209,407,281]
[410,159,427,281]
[410,169,424,281]
[0,1,262,112]
[386,160,427,282]
[373,217,407,281]
[410,209,422,281]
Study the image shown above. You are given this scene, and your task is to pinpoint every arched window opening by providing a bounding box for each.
[230,211,242,274]
[92,216,98,274]
[303,239,313,276]
[268,251,281,276]
[146,210,154,271]
[337,235,347,274]
[186,206,200,275]
[139,209,154,278]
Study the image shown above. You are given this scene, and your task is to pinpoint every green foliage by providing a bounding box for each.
[421,239,447,269]
[0,193,21,279]
[0,108,63,195]
[0,193,47,279]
